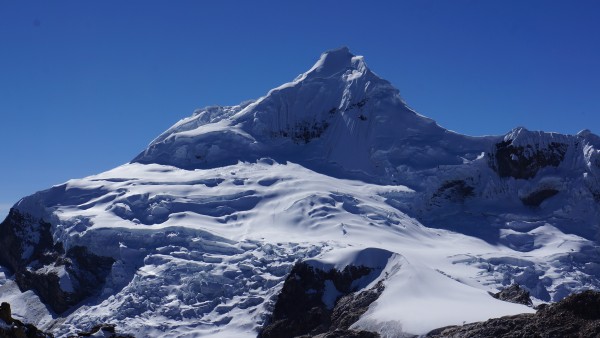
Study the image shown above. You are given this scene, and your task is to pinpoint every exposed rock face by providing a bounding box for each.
[0,209,115,314]
[259,262,382,338]
[309,330,379,338]
[489,139,568,179]
[0,209,58,274]
[0,303,12,325]
[272,119,331,144]
[0,302,132,338]
[0,302,53,338]
[427,290,600,338]
[431,180,475,204]
[71,323,134,338]
[520,189,560,207]
[330,281,385,331]
[490,284,533,307]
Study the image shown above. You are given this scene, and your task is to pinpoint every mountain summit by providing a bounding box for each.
[134,48,484,182]
[1,48,599,337]
[301,46,364,79]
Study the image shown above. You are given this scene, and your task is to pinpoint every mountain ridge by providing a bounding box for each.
[1,48,599,337]
[133,47,599,189]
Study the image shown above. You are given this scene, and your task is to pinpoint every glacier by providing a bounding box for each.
[0,47,599,337]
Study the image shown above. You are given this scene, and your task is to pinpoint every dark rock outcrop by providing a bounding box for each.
[0,302,54,338]
[71,323,134,338]
[0,209,115,314]
[489,140,567,179]
[521,189,560,207]
[490,284,533,307]
[308,330,379,338]
[259,262,382,338]
[431,180,475,204]
[0,303,11,324]
[427,290,600,338]
[330,281,385,330]
[0,210,58,274]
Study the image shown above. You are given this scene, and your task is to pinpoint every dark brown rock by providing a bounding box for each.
[72,323,134,338]
[0,302,53,338]
[521,189,559,207]
[311,330,380,338]
[330,281,385,330]
[0,209,115,314]
[490,284,533,307]
[427,290,600,338]
[259,262,381,338]
[488,139,567,179]
[432,180,475,203]
[0,302,11,324]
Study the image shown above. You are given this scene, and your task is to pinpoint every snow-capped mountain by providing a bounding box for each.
[1,47,599,337]
[133,47,488,183]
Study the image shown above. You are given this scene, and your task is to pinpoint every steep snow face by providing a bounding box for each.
[133,47,490,183]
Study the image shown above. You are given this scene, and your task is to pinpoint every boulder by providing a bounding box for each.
[490,284,533,307]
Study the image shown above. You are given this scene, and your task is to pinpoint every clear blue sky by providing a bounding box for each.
[1,1,599,218]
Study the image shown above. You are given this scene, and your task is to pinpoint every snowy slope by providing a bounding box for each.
[1,47,599,337]
[133,47,490,184]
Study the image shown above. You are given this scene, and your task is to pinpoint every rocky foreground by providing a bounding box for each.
[0,302,52,338]
[0,301,133,338]
[258,261,600,338]
[2,287,600,337]
[426,290,600,338]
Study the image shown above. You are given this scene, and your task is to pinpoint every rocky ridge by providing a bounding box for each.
[427,290,600,338]
[0,302,52,338]
[259,262,383,338]
[0,209,114,314]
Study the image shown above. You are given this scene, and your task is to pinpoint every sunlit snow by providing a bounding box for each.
[1,47,599,337]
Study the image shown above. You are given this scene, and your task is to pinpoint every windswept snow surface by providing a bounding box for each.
[350,253,533,336]
[2,160,579,337]
[2,48,600,337]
